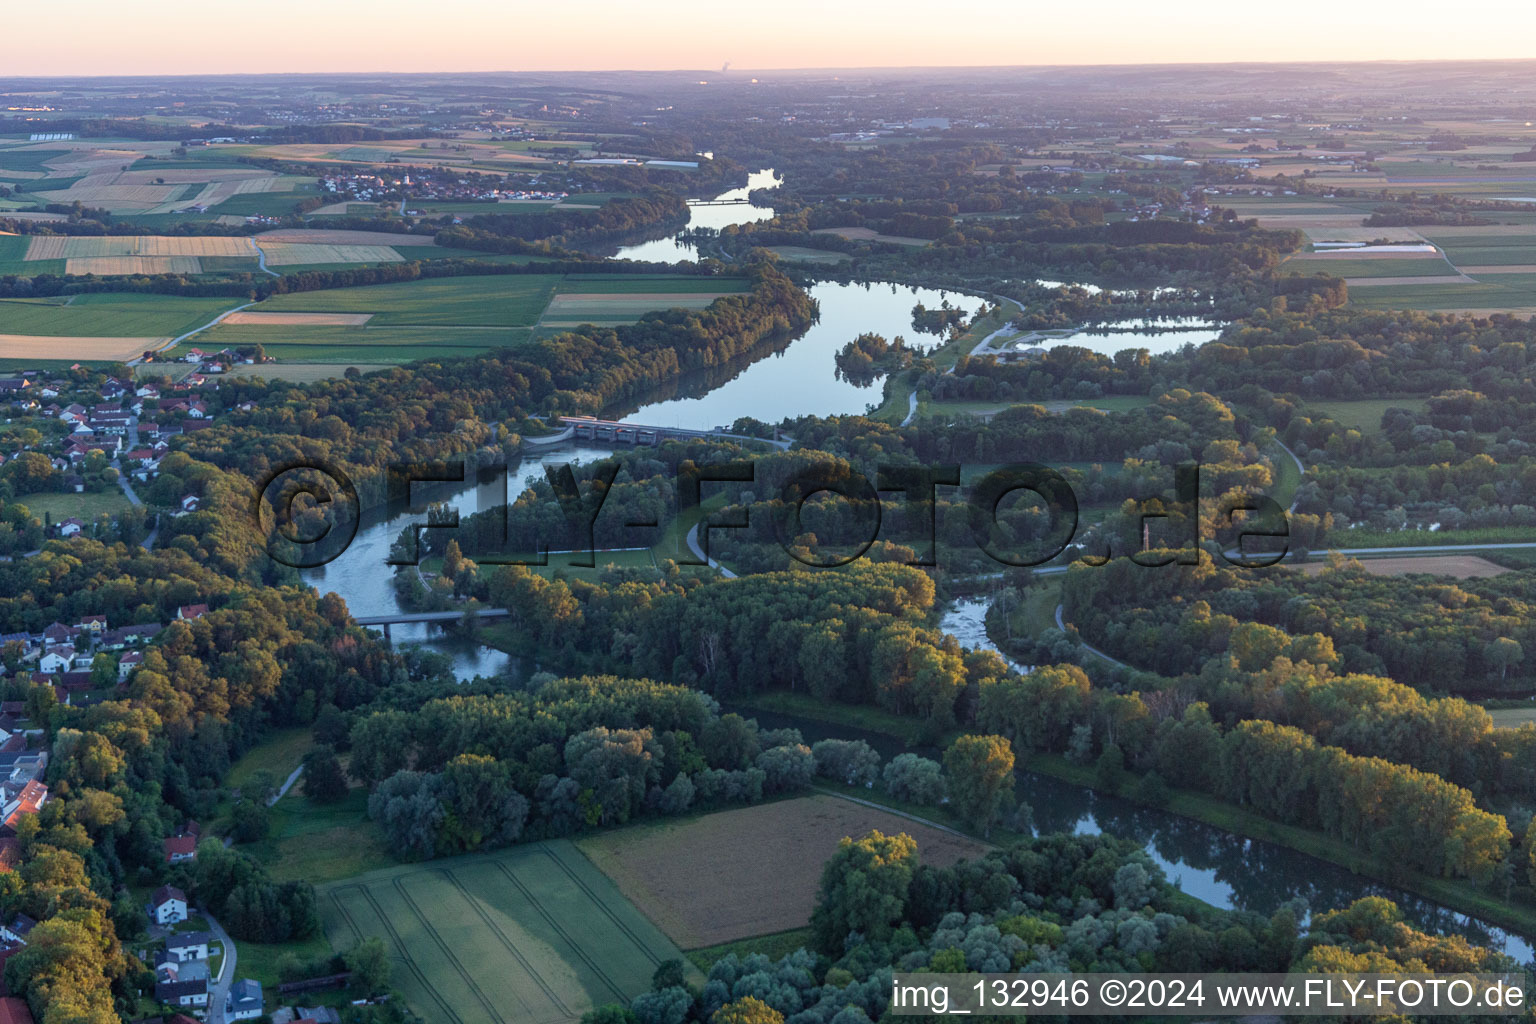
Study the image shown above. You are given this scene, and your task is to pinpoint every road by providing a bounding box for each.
[269,765,303,806]
[1273,437,1306,512]
[111,415,156,548]
[133,302,257,364]
[252,237,280,278]
[684,522,737,578]
[204,913,237,1024]
[1054,603,1129,668]
[901,390,919,426]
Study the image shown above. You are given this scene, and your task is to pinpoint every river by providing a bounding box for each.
[736,704,1533,961]
[299,168,1531,961]
[610,168,783,263]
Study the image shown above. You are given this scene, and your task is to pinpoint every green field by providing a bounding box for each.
[0,293,237,337]
[552,274,751,295]
[318,841,686,1024]
[184,324,534,364]
[256,275,561,326]
[1347,273,1536,312]
[1304,397,1430,435]
[16,490,132,521]
[1283,255,1458,278]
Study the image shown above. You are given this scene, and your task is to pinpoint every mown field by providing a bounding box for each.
[318,841,686,1024]
[172,273,752,368]
[1303,397,1430,435]
[0,293,238,338]
[254,275,561,326]
[578,794,988,949]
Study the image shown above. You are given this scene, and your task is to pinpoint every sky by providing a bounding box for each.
[10,0,1536,76]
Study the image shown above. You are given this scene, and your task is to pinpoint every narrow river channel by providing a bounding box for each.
[298,168,1533,962]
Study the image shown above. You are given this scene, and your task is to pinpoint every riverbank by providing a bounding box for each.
[732,690,1536,949]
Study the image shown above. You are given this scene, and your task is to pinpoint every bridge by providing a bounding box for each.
[687,198,751,207]
[354,607,510,641]
[558,415,791,449]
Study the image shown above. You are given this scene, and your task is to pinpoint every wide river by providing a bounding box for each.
[300,170,1532,960]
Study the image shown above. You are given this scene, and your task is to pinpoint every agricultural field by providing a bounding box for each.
[811,225,931,246]
[762,245,850,264]
[1292,554,1509,579]
[539,275,750,327]
[0,293,241,361]
[254,274,561,326]
[578,794,988,949]
[18,234,259,275]
[185,273,750,368]
[318,841,686,1024]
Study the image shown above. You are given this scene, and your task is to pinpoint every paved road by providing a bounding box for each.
[901,390,919,427]
[133,303,257,364]
[205,913,237,1024]
[252,237,280,278]
[1054,603,1129,668]
[684,522,737,578]
[269,765,303,806]
[1272,438,1306,512]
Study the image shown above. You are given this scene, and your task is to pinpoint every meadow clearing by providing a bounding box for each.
[1292,554,1509,579]
[318,841,686,1024]
[577,794,989,948]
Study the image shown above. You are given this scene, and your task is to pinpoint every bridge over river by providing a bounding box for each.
[558,415,790,449]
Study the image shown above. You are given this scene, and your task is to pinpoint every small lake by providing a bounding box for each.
[611,168,782,263]
[624,281,991,429]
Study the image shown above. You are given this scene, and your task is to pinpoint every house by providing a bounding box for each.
[0,996,35,1024]
[176,605,209,622]
[99,622,162,649]
[40,622,72,647]
[118,650,143,681]
[226,978,263,1020]
[57,519,84,539]
[164,831,197,865]
[149,885,188,925]
[179,494,200,513]
[164,931,213,961]
[0,780,45,830]
[153,974,208,1010]
[38,648,73,674]
[74,614,107,634]
[0,915,34,944]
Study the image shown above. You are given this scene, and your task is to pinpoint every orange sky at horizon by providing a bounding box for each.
[10,0,1536,77]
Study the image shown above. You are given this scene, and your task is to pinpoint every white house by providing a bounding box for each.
[165,931,213,962]
[58,518,84,538]
[150,884,188,925]
[38,649,73,674]
[118,651,142,681]
[227,978,263,1020]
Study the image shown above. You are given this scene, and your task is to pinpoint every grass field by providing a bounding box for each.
[1292,554,1509,579]
[1346,274,1536,314]
[0,293,237,338]
[319,841,687,1024]
[254,275,561,326]
[578,794,988,948]
[16,490,132,521]
[1488,706,1536,729]
[763,245,850,264]
[1304,397,1429,435]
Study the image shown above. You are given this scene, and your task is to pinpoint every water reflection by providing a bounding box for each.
[737,706,1533,961]
[610,168,782,263]
[626,281,989,429]
[299,444,615,680]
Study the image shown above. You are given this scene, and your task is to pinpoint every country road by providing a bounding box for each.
[205,913,237,1024]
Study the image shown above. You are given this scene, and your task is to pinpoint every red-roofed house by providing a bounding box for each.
[164,833,197,865]
[1,781,46,830]
[177,605,209,621]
